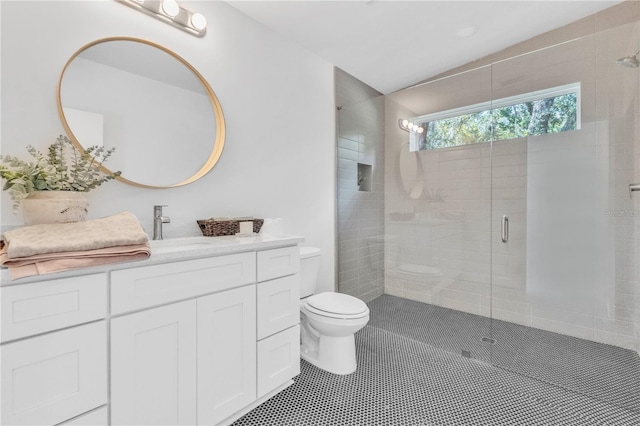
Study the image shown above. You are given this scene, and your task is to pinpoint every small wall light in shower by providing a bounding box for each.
[398,118,424,133]
[117,0,207,37]
[617,49,640,68]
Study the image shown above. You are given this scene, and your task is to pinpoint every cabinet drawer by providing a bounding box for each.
[257,325,300,398]
[1,274,107,343]
[257,274,300,340]
[111,252,256,314]
[257,246,300,282]
[1,321,107,426]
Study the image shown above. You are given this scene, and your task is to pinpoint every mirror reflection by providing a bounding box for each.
[399,142,423,199]
[57,37,225,188]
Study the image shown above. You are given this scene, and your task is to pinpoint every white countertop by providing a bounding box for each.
[1,234,304,287]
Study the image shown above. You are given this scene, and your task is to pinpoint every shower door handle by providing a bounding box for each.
[630,183,640,198]
[501,215,509,243]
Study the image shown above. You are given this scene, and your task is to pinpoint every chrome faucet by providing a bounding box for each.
[153,205,170,240]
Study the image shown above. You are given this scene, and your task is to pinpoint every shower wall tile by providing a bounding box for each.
[532,316,595,341]
[533,305,595,329]
[339,278,358,292]
[595,317,637,337]
[336,68,384,303]
[493,295,532,315]
[593,329,639,352]
[359,287,384,302]
[402,289,434,305]
[339,267,358,282]
[338,147,359,162]
[337,157,356,171]
[595,306,639,324]
[595,21,640,120]
[616,280,640,296]
[435,296,482,316]
[436,287,482,306]
[489,307,533,327]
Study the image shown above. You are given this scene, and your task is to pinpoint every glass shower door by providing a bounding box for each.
[383,66,494,363]
[489,26,640,414]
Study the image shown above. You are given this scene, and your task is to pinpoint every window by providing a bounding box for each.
[408,83,580,151]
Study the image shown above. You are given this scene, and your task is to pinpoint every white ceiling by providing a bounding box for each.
[227,0,623,94]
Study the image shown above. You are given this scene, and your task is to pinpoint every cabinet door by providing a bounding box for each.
[1,322,107,426]
[197,285,256,425]
[111,301,196,426]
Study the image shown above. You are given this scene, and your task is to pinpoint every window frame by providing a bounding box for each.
[408,82,581,151]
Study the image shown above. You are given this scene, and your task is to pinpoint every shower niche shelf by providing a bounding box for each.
[358,163,372,192]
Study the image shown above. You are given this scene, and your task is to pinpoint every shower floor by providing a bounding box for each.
[232,295,640,425]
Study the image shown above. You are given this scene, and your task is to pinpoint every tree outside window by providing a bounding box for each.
[411,84,579,151]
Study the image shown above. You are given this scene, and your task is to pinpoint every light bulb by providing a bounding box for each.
[401,119,409,128]
[417,127,424,134]
[190,12,207,30]
[161,0,179,17]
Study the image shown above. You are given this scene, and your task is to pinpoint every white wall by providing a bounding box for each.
[0,1,336,293]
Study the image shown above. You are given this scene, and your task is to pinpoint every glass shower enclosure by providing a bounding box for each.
[383,20,640,413]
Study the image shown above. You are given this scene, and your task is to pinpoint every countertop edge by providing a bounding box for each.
[0,235,305,287]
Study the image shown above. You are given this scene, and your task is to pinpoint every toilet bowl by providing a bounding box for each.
[299,246,370,375]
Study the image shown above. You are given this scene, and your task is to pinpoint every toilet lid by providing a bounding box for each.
[307,292,368,316]
[397,264,442,277]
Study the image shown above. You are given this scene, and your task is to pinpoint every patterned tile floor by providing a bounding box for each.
[368,295,640,413]
[233,295,640,426]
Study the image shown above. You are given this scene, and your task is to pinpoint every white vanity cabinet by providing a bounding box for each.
[0,237,302,426]
[109,244,300,426]
[110,254,257,426]
[0,274,108,426]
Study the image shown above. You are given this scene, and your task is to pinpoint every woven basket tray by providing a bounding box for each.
[197,218,264,237]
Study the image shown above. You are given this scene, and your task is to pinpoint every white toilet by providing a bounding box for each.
[299,246,370,375]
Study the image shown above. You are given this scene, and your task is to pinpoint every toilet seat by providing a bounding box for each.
[303,292,369,319]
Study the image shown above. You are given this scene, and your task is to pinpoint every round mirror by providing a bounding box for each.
[57,37,225,188]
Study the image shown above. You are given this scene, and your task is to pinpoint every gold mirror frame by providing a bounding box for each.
[56,37,225,189]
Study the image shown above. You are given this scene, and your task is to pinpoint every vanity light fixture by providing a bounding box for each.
[161,0,179,17]
[398,118,424,133]
[190,12,207,31]
[117,0,207,37]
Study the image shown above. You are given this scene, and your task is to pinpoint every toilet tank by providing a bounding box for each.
[299,246,321,298]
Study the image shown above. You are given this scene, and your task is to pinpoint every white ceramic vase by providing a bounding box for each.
[21,191,89,226]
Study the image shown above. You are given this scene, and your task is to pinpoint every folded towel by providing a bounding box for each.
[0,243,151,280]
[2,211,149,259]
